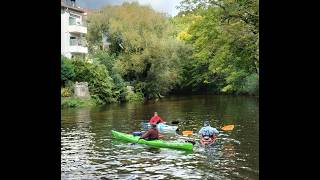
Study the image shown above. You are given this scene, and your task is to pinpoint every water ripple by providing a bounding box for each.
[62,95,259,179]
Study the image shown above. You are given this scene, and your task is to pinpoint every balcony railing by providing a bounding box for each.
[70,39,86,46]
[69,19,87,27]
[62,0,77,7]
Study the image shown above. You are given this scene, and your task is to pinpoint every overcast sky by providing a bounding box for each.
[76,0,182,17]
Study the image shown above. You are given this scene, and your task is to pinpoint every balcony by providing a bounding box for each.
[61,0,85,13]
[69,20,87,34]
[62,0,77,7]
[69,39,88,54]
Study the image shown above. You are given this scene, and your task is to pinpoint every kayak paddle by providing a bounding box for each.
[132,134,164,145]
[131,138,141,145]
[171,120,180,125]
[182,130,193,136]
[220,125,235,131]
[181,125,234,136]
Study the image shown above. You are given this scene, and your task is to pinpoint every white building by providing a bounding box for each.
[61,0,88,59]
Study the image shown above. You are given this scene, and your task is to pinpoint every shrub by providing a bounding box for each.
[61,97,96,108]
[72,59,116,103]
[126,91,145,103]
[61,98,81,108]
[90,50,127,102]
[61,87,72,97]
[61,55,75,85]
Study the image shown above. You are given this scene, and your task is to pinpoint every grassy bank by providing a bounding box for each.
[61,97,96,109]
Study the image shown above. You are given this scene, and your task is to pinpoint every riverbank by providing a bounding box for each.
[61,97,96,109]
[61,93,258,109]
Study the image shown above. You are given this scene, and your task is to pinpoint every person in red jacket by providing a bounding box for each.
[149,112,166,124]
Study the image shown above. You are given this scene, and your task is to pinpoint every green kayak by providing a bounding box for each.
[111,130,193,151]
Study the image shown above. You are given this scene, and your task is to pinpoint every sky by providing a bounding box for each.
[77,0,182,17]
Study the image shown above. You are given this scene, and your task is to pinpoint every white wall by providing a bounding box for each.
[69,46,88,54]
[61,8,71,58]
[68,25,87,34]
[61,8,87,59]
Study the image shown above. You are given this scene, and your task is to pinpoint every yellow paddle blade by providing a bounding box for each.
[182,130,193,136]
[221,125,235,131]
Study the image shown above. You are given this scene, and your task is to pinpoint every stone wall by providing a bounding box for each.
[126,85,134,93]
[74,82,90,98]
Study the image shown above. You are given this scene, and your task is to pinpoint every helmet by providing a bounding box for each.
[204,120,210,127]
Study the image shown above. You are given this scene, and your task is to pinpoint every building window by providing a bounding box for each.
[70,36,77,46]
[69,14,80,25]
[69,16,76,25]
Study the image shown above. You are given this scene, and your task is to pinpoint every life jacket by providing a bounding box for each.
[145,128,159,140]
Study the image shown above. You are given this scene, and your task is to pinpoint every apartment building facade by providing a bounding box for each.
[61,0,88,59]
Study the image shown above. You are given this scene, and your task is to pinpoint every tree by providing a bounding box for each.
[174,0,259,94]
[90,49,127,102]
[87,2,190,99]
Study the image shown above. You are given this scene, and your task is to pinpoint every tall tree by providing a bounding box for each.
[175,0,259,94]
[87,2,190,99]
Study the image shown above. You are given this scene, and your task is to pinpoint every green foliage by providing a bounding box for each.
[90,95,105,105]
[61,55,75,85]
[87,2,190,99]
[61,98,80,108]
[126,91,144,103]
[79,0,259,101]
[90,49,128,102]
[61,87,72,97]
[61,97,96,109]
[240,73,259,95]
[71,58,115,103]
[61,80,74,97]
[174,0,259,94]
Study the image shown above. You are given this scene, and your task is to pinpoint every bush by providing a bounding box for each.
[61,97,96,108]
[90,50,127,102]
[61,87,72,97]
[126,91,144,103]
[90,95,105,105]
[72,58,116,103]
[61,98,81,108]
[240,73,259,95]
[61,55,75,85]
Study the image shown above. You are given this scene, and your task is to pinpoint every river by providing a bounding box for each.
[61,95,259,179]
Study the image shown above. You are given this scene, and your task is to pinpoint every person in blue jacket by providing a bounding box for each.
[199,120,219,138]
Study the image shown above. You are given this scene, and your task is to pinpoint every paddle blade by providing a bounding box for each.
[221,125,235,131]
[171,121,180,125]
[182,130,193,136]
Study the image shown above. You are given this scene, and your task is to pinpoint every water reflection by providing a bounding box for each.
[61,108,96,179]
[61,95,259,180]
[222,143,236,159]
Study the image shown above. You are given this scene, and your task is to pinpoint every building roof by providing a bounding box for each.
[61,0,85,13]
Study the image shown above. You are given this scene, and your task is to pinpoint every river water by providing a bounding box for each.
[61,95,259,179]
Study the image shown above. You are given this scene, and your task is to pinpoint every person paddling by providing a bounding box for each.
[149,112,166,124]
[199,120,219,140]
[140,123,159,140]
